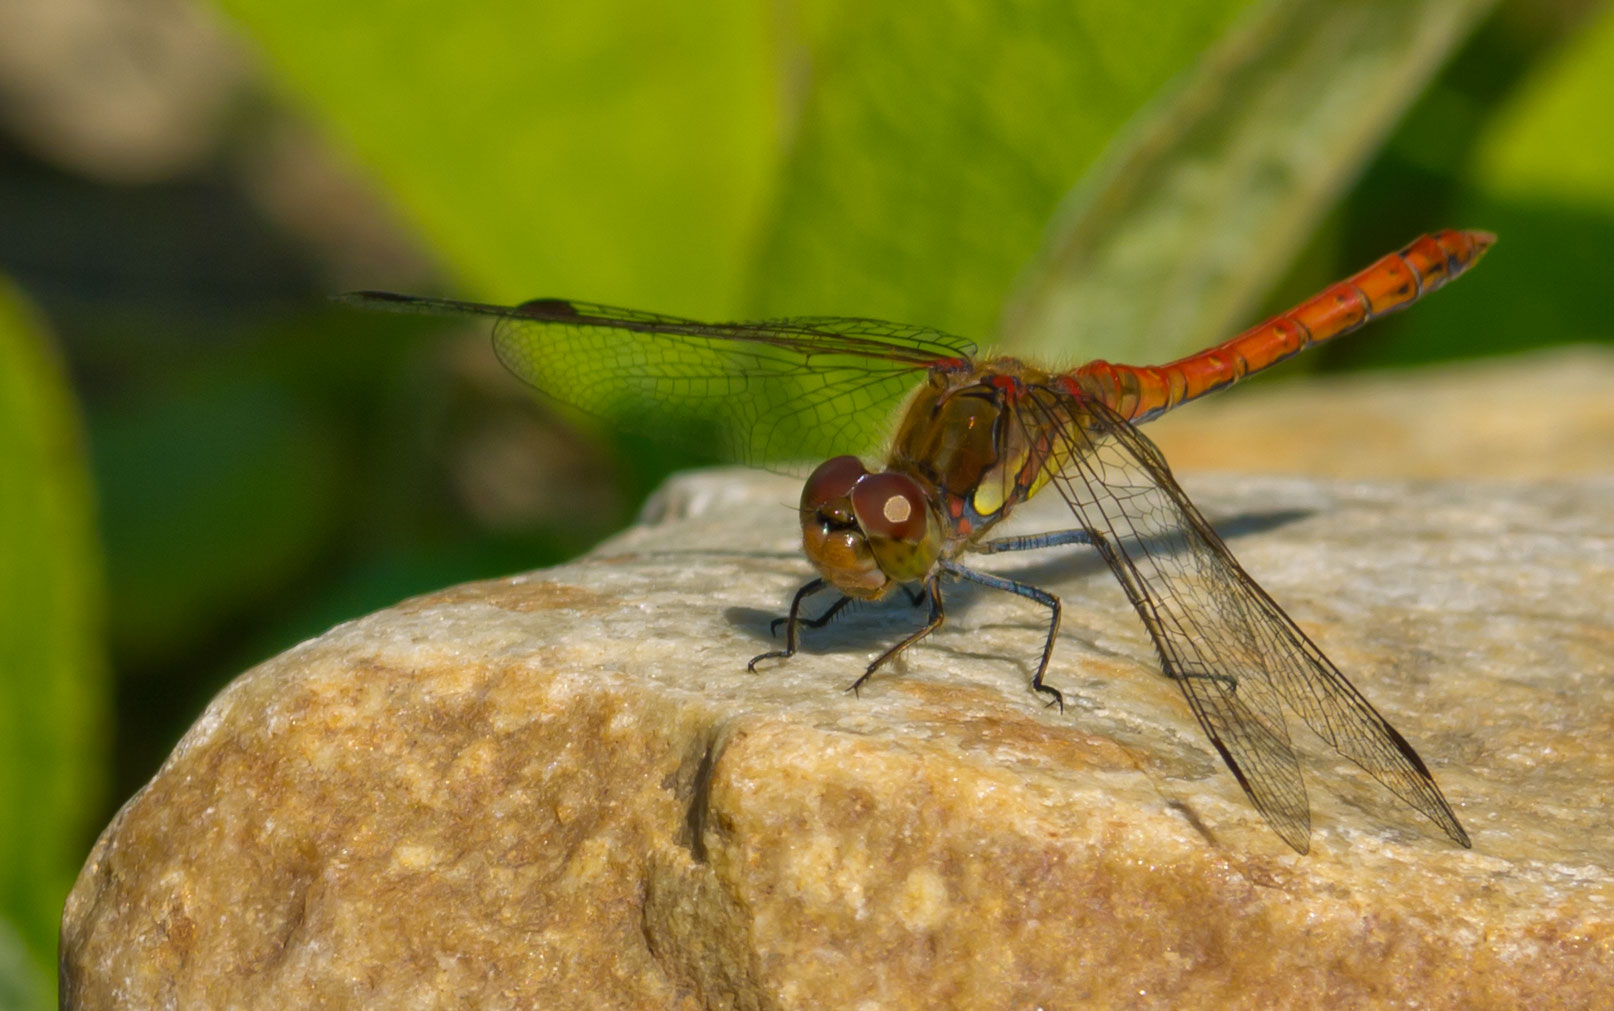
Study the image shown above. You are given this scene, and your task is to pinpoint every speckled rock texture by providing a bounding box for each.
[62,350,1614,1009]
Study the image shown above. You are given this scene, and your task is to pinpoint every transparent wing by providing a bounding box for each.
[1017,386,1468,852]
[340,292,976,469]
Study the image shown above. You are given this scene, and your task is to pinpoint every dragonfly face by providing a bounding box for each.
[799,454,942,600]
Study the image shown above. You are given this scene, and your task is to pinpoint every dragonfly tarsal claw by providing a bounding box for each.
[845,663,882,697]
[1034,683,1065,713]
[747,649,791,672]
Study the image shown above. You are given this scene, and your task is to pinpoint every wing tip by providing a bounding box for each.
[333,290,495,318]
[333,289,410,307]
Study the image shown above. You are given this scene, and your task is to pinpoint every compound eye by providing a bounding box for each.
[850,472,928,544]
[801,455,869,513]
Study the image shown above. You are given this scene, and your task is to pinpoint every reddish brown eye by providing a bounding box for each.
[801,455,869,512]
[850,472,927,543]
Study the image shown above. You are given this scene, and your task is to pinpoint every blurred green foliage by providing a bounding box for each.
[220,0,782,315]
[216,0,1614,371]
[1340,0,1614,365]
[2,2,1611,999]
[0,919,45,1011]
[1001,0,1497,362]
[0,281,104,1011]
[741,0,1251,335]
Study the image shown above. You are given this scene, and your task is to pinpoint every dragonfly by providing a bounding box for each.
[344,229,1491,853]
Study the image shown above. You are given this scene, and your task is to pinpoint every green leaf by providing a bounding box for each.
[213,0,780,316]
[1337,1,1614,366]
[0,280,106,1008]
[746,0,1253,336]
[217,0,1266,331]
[1470,0,1614,213]
[999,0,1496,363]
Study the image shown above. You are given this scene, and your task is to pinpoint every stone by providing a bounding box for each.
[62,349,1614,1009]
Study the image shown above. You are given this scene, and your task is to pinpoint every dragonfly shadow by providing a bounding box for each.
[984,506,1314,589]
[726,595,934,654]
[1212,506,1314,541]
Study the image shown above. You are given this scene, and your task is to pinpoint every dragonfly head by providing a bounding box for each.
[799,455,941,600]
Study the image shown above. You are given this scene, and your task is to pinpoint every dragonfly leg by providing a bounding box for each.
[849,574,946,696]
[765,581,922,637]
[974,528,1092,554]
[939,559,1064,712]
[769,593,853,636]
[750,578,838,671]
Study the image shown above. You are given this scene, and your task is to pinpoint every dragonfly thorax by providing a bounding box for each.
[798,455,943,600]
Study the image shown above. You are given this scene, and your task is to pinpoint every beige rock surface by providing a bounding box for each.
[62,350,1614,1009]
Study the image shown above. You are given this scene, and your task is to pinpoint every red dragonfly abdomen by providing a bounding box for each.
[1074,229,1495,423]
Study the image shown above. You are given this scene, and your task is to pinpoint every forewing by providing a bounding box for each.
[341,292,975,469]
[1018,386,1468,851]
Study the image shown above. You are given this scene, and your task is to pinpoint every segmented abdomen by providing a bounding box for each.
[1073,229,1494,423]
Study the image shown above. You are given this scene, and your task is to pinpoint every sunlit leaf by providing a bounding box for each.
[1471,0,1614,211]
[213,0,780,315]
[999,0,1496,363]
[746,0,1252,338]
[0,279,106,1007]
[1356,0,1614,364]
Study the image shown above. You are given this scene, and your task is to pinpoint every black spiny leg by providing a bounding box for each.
[939,559,1065,711]
[762,578,926,636]
[750,578,843,671]
[847,573,946,696]
[768,592,852,637]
